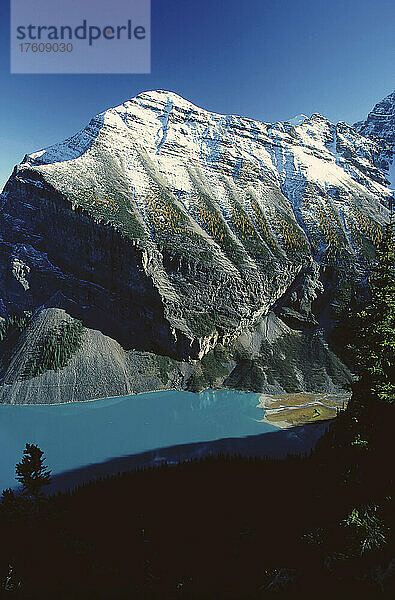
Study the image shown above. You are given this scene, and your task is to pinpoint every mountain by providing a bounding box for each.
[354,90,395,188]
[354,91,395,147]
[0,90,393,403]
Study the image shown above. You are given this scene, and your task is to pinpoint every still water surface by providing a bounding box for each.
[0,389,278,491]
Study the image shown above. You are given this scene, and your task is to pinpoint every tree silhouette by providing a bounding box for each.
[15,443,51,498]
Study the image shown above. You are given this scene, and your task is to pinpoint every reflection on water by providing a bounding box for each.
[0,389,278,491]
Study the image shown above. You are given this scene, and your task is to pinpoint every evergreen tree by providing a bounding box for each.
[349,210,395,409]
[15,443,52,498]
[0,488,16,505]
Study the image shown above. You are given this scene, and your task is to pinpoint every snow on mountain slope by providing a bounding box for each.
[25,91,392,213]
[26,90,391,198]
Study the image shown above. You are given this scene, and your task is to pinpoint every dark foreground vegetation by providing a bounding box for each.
[0,433,393,598]
[0,220,393,598]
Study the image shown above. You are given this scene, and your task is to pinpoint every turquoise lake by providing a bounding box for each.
[0,389,281,492]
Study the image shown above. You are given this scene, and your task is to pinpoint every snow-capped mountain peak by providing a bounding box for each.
[0,89,393,403]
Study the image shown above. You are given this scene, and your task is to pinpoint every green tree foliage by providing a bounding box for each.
[24,319,83,378]
[342,505,387,556]
[349,212,395,407]
[15,443,51,498]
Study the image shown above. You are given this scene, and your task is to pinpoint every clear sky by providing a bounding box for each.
[1,0,394,190]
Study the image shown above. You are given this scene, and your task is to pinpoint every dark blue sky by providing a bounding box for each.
[1,0,394,189]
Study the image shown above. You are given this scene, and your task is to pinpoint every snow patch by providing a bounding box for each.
[287,114,308,126]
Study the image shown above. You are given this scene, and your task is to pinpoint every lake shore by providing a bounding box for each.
[9,385,260,407]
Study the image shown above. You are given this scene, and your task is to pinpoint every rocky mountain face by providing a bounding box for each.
[0,90,393,403]
[355,91,395,147]
[354,90,395,188]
